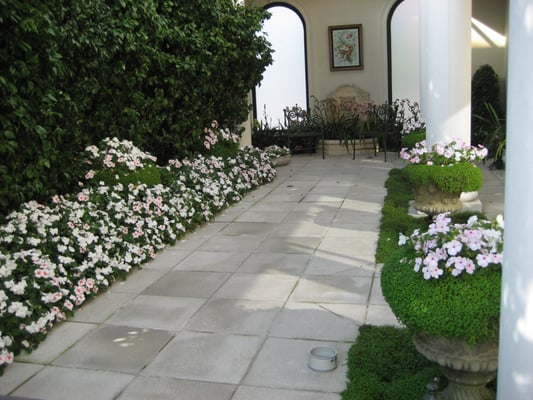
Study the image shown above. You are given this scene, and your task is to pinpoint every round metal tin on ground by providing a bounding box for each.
[308,346,338,372]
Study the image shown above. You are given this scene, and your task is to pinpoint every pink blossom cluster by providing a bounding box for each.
[398,213,504,280]
[203,120,239,150]
[400,138,488,166]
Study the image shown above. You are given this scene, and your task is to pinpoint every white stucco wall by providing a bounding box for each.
[252,0,396,104]
[241,0,508,146]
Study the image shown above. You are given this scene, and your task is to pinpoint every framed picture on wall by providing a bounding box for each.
[329,24,363,71]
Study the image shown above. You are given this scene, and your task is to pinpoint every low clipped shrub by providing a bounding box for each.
[376,168,428,263]
[403,162,484,193]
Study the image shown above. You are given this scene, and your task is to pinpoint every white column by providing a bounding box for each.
[419,0,472,147]
[497,0,533,398]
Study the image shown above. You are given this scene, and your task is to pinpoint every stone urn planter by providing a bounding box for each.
[400,138,487,215]
[404,162,484,215]
[413,333,498,400]
[381,213,504,399]
[274,154,291,166]
[412,182,463,215]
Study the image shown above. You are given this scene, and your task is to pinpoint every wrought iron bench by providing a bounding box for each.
[284,106,324,158]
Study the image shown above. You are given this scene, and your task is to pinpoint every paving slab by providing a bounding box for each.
[213,274,299,301]
[243,337,350,392]
[186,298,283,335]
[52,324,172,373]
[142,270,229,298]
[269,302,363,341]
[116,377,235,400]
[143,331,263,384]
[237,252,310,275]
[304,256,376,276]
[106,295,205,331]
[143,248,191,270]
[16,321,96,364]
[289,276,373,304]
[0,363,44,395]
[172,250,250,272]
[256,236,322,254]
[11,366,134,400]
[69,291,135,323]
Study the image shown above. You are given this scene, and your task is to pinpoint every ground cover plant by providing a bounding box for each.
[0,133,280,373]
[341,325,444,400]
[343,168,486,399]
[375,168,427,263]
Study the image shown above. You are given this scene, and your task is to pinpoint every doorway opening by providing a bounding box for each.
[254,4,308,129]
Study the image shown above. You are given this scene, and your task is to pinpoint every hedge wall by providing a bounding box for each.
[0,0,272,217]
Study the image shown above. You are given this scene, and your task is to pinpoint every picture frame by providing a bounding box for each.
[328,24,363,71]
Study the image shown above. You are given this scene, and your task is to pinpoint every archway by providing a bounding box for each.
[388,0,420,104]
[254,3,308,128]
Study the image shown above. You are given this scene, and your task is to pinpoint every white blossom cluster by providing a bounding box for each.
[0,140,277,372]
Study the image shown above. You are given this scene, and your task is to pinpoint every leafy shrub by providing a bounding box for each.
[471,64,503,146]
[0,0,273,217]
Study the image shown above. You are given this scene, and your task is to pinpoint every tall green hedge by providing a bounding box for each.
[0,0,272,217]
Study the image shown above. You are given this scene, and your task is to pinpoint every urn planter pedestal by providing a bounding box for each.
[413,333,498,400]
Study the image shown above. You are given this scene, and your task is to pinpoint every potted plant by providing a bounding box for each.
[381,212,504,399]
[264,145,291,166]
[400,138,488,215]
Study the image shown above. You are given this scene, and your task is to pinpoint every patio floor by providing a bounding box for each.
[0,153,505,400]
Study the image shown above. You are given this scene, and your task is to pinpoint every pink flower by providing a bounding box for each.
[464,259,476,274]
[64,300,73,311]
[444,240,462,256]
[476,253,491,267]
[77,193,90,202]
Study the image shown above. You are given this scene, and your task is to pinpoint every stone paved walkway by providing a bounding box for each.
[0,153,504,400]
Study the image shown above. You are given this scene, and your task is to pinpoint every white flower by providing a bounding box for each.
[8,301,30,318]
[4,279,27,295]
[400,213,503,280]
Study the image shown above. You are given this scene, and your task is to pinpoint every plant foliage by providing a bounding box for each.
[471,64,503,147]
[341,325,443,400]
[0,0,273,217]
[0,137,277,373]
[381,246,501,345]
[404,162,484,193]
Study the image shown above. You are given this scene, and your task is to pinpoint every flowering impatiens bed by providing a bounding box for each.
[400,137,488,166]
[0,135,280,372]
[398,213,504,280]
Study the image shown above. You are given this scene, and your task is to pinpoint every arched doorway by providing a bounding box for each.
[388,0,420,104]
[254,3,308,128]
